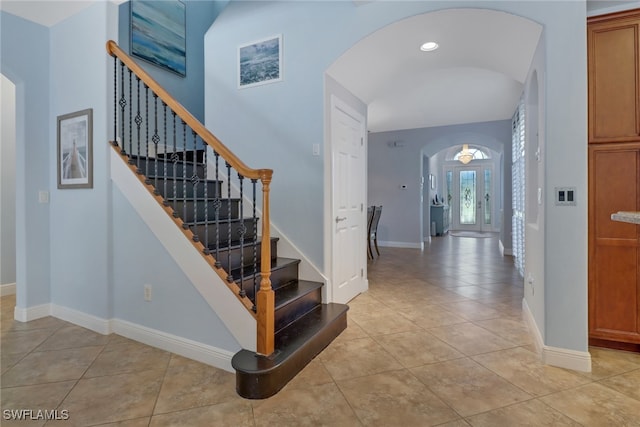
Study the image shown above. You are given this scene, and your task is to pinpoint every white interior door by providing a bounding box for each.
[449,165,493,232]
[331,97,366,304]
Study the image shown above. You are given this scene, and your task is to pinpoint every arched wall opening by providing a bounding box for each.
[0,73,17,296]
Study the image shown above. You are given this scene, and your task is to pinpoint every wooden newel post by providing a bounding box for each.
[256,171,274,356]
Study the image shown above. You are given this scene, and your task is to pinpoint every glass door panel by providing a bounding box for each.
[459,170,477,225]
[484,169,491,225]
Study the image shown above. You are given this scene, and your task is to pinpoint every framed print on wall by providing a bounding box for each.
[238,34,283,88]
[131,0,186,76]
[57,108,93,189]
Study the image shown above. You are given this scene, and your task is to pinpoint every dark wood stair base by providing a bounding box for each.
[232,303,348,399]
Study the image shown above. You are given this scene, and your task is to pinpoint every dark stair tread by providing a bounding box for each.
[215,237,278,251]
[274,280,322,310]
[184,217,256,226]
[230,257,300,279]
[164,197,242,202]
[232,303,348,399]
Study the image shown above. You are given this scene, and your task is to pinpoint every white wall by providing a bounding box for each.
[524,32,547,344]
[1,74,16,287]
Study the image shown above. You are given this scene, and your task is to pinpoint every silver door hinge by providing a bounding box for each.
[361,137,364,146]
[361,268,364,277]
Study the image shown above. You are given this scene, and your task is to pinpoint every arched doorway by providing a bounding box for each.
[0,73,17,297]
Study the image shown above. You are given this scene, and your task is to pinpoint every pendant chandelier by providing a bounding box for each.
[458,144,473,164]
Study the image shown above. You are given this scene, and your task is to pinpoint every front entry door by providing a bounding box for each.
[447,165,493,232]
[331,97,366,304]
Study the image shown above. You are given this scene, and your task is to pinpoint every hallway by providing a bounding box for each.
[1,235,639,426]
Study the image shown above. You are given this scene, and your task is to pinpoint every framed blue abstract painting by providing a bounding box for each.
[238,35,283,88]
[131,0,186,76]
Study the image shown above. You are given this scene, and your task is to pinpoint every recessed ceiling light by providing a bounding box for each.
[420,41,439,52]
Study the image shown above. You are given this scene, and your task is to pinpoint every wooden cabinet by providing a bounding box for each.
[431,205,449,236]
[588,10,640,143]
[588,144,640,347]
[588,9,640,350]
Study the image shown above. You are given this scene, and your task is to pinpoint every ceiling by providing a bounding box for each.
[327,8,542,132]
[2,0,638,132]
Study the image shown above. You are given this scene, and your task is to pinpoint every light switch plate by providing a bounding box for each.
[555,187,576,206]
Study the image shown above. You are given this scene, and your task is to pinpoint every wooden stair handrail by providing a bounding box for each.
[107,40,274,356]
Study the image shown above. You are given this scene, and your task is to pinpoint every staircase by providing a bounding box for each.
[107,40,348,400]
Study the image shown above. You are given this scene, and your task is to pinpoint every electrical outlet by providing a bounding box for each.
[144,284,152,302]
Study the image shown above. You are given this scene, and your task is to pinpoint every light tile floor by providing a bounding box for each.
[2,235,640,426]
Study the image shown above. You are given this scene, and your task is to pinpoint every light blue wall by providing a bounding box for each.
[112,188,239,349]
[204,1,588,353]
[0,11,51,309]
[48,1,117,319]
[369,120,511,246]
[117,0,228,122]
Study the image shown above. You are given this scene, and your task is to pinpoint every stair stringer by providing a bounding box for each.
[208,155,329,300]
[110,149,257,351]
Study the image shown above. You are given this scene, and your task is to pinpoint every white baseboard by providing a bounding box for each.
[522,298,544,354]
[14,303,51,322]
[499,240,513,256]
[1,283,16,296]
[51,304,113,335]
[543,345,592,372]
[378,240,423,249]
[522,298,591,372]
[112,319,235,373]
[13,300,235,373]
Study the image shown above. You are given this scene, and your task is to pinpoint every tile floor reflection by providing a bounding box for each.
[2,235,639,426]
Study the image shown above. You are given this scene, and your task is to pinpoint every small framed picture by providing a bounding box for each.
[238,34,283,89]
[57,108,93,189]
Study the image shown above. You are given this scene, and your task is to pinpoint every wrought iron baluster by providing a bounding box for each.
[151,94,160,192]
[238,173,246,298]
[128,68,133,162]
[252,178,258,311]
[134,76,142,170]
[145,85,151,184]
[226,162,233,283]
[171,112,178,217]
[191,131,200,241]
[182,120,188,226]
[214,151,221,268]
[203,146,210,255]
[162,102,168,204]
[112,57,118,147]
[119,61,126,155]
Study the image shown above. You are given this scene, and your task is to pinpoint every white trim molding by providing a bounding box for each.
[51,304,113,335]
[13,301,234,373]
[14,303,51,322]
[522,298,591,372]
[378,240,424,250]
[543,345,592,373]
[1,282,16,296]
[112,319,235,373]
